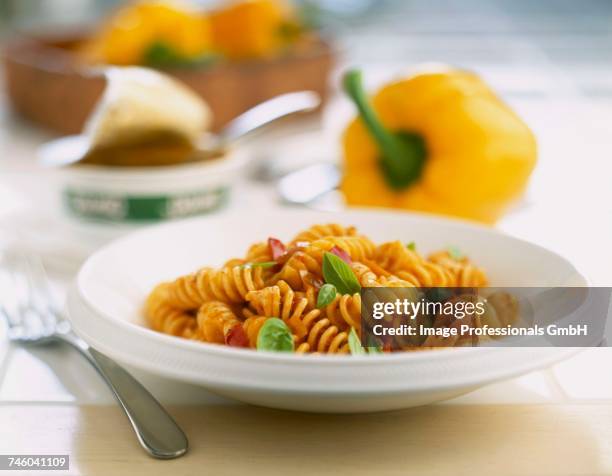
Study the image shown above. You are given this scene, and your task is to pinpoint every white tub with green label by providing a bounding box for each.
[55,148,247,223]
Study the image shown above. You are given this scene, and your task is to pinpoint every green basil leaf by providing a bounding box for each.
[447,246,464,260]
[256,318,294,352]
[367,346,384,354]
[406,241,416,251]
[322,252,361,295]
[317,283,337,308]
[241,261,277,269]
[348,327,365,355]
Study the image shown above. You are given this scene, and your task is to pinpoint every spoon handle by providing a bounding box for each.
[219,91,320,145]
[57,332,188,459]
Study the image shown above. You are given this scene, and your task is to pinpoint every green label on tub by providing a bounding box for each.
[64,187,228,221]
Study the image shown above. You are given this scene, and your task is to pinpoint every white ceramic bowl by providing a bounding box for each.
[67,209,586,412]
[40,135,247,222]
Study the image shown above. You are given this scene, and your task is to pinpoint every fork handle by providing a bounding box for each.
[58,333,188,459]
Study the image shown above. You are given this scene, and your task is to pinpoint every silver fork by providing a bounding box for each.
[0,251,188,459]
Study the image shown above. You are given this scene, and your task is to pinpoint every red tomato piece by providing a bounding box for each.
[329,245,352,264]
[226,325,249,348]
[268,237,287,260]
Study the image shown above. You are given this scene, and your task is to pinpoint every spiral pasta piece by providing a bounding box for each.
[246,281,311,320]
[351,262,415,288]
[295,342,310,354]
[394,261,454,287]
[375,241,422,272]
[244,242,272,263]
[351,262,380,287]
[324,293,361,330]
[196,265,267,304]
[376,241,454,287]
[196,301,241,344]
[242,315,270,348]
[145,283,197,338]
[299,316,350,354]
[246,280,319,340]
[163,273,202,310]
[165,265,267,310]
[272,252,310,290]
[428,251,488,287]
[290,224,357,245]
[301,284,318,310]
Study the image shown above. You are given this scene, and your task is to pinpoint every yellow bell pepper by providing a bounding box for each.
[87,0,212,65]
[341,69,537,224]
[210,0,294,60]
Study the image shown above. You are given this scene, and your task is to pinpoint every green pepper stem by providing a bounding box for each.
[342,70,397,153]
[343,69,425,190]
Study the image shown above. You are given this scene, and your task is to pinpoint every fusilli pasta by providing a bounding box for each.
[145,223,503,354]
[196,301,241,344]
[145,283,197,337]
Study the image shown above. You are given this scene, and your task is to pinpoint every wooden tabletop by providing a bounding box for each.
[2,403,611,476]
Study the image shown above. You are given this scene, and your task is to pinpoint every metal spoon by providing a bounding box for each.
[214,91,320,146]
[39,91,321,167]
[277,162,341,205]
